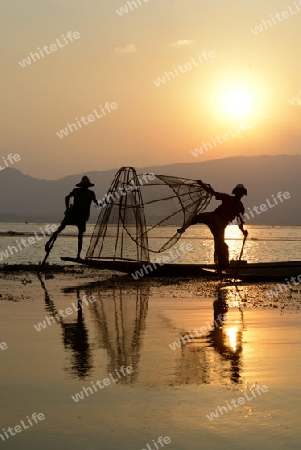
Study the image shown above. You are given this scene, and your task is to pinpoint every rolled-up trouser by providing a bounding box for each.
[61,208,87,233]
[192,212,229,269]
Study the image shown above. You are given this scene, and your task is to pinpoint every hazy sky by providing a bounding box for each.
[1,0,301,179]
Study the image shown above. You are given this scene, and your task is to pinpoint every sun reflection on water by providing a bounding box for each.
[225,326,239,352]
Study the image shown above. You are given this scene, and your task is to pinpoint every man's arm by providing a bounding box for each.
[196,181,232,202]
[237,213,248,237]
[91,191,98,207]
[196,180,216,196]
[65,191,74,211]
[239,226,248,237]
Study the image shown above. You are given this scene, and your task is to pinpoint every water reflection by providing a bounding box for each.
[213,287,244,382]
[176,286,244,385]
[37,274,245,386]
[38,275,150,383]
[37,274,93,379]
[87,284,149,384]
[225,326,239,352]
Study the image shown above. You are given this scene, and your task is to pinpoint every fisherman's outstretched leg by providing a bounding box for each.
[177,212,211,234]
[45,224,65,252]
[177,216,197,233]
[42,225,64,266]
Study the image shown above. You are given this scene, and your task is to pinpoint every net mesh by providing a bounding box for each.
[86,167,213,260]
[87,167,150,262]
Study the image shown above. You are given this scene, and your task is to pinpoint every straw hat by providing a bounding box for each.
[232,184,247,196]
[76,176,94,187]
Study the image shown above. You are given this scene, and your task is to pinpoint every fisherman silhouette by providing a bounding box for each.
[178,183,248,270]
[45,176,98,260]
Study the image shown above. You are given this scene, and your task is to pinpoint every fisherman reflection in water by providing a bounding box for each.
[37,274,94,379]
[178,182,248,271]
[45,176,98,260]
[210,288,243,383]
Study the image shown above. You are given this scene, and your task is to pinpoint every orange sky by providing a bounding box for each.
[1,0,301,178]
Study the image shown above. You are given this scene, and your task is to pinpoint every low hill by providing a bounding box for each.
[0,155,300,225]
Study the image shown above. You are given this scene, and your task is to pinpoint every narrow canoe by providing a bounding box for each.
[60,257,301,282]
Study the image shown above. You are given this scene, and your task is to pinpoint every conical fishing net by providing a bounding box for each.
[87,167,150,262]
[86,167,213,261]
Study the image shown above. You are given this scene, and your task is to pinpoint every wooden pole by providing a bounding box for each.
[234,235,247,280]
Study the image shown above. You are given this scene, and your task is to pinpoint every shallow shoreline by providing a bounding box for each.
[1,266,300,313]
[0,278,300,450]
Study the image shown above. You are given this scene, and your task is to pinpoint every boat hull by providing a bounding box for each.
[60,257,301,281]
[224,261,301,282]
[60,257,215,277]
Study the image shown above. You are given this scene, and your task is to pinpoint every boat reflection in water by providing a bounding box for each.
[38,274,150,383]
[37,274,244,386]
[87,283,149,384]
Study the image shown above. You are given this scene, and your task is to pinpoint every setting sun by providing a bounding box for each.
[222,89,253,116]
[208,78,264,126]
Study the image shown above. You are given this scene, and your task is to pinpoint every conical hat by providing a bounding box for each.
[232,184,247,195]
[76,176,94,187]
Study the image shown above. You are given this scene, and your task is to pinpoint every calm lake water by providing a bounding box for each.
[1,223,301,264]
[0,223,301,449]
[0,276,300,450]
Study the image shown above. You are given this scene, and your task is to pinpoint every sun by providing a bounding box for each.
[222,89,253,116]
[206,77,264,126]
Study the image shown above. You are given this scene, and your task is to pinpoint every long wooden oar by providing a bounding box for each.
[233,235,247,280]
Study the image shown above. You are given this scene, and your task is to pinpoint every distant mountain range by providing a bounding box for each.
[0,155,300,225]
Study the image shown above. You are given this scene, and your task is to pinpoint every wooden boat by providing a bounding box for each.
[61,257,215,277]
[61,257,301,282]
[204,260,301,282]
[54,168,301,283]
